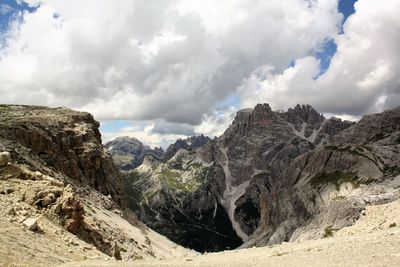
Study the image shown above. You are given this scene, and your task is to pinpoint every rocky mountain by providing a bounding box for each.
[164,135,212,161]
[105,136,164,171]
[105,135,211,172]
[244,105,400,247]
[0,105,192,266]
[123,103,366,252]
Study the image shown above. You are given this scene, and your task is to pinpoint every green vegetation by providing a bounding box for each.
[311,171,360,191]
[334,195,346,201]
[112,153,134,165]
[323,226,334,238]
[158,168,200,193]
[123,171,144,211]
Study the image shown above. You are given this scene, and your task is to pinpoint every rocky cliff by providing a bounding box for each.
[0,105,124,205]
[105,136,164,171]
[164,135,212,161]
[0,105,192,266]
[124,104,362,252]
[105,135,211,172]
[244,106,400,247]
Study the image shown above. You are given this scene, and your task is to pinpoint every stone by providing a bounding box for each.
[7,207,16,216]
[0,151,11,167]
[23,218,38,231]
[41,193,56,207]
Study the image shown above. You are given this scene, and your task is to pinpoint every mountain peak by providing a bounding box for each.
[284,104,324,126]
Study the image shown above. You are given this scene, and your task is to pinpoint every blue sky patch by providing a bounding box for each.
[314,0,357,77]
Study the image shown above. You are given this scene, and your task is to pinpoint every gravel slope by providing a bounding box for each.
[60,200,400,267]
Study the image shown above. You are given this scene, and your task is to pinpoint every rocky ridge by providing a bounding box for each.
[164,134,212,161]
[125,104,363,251]
[0,105,193,266]
[105,135,211,171]
[105,136,164,171]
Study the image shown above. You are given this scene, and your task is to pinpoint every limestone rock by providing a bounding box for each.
[0,105,124,206]
[23,218,38,231]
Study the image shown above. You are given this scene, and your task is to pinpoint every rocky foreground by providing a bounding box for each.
[0,105,193,266]
[62,198,400,266]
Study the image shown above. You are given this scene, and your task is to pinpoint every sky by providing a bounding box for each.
[0,0,399,148]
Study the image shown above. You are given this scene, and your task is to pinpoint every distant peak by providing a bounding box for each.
[290,104,323,124]
[254,103,272,112]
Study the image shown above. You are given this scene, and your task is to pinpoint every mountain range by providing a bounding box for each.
[110,103,400,253]
[1,103,399,265]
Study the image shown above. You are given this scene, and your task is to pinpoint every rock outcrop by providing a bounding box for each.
[0,105,193,265]
[0,105,124,205]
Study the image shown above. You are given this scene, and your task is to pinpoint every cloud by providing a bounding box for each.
[239,0,400,116]
[0,4,14,15]
[101,121,189,149]
[0,0,342,127]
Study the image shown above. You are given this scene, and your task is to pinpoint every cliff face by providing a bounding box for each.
[126,104,356,252]
[0,105,124,205]
[0,105,192,264]
[243,106,400,247]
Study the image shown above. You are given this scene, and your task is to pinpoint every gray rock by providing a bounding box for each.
[125,103,353,252]
[164,135,211,161]
[105,136,165,170]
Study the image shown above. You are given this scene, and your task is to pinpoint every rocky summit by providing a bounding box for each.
[123,103,400,253]
[0,105,193,266]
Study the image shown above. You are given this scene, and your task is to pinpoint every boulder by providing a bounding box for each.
[23,218,38,231]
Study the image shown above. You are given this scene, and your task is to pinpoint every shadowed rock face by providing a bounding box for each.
[0,105,124,206]
[243,106,400,247]
[124,103,357,252]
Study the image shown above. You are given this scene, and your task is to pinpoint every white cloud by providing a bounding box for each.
[4,0,398,147]
[239,0,400,116]
[0,0,342,127]
[101,121,189,149]
[0,4,14,15]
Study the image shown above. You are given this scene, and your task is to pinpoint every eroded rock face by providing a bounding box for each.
[242,106,400,247]
[125,103,355,251]
[0,105,124,205]
[0,105,192,262]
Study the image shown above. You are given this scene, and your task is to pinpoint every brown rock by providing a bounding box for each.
[0,105,125,206]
